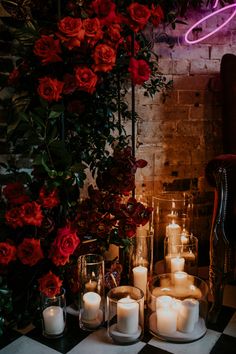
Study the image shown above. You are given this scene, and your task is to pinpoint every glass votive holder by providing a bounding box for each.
[147,273,208,343]
[41,288,66,338]
[78,254,105,331]
[107,285,144,345]
[130,230,153,299]
[164,234,198,275]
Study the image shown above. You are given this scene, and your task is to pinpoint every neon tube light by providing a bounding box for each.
[184,1,236,44]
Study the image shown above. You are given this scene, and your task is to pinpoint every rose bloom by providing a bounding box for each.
[50,226,80,258]
[3,182,29,205]
[5,207,25,228]
[39,186,60,208]
[50,252,70,266]
[105,23,123,49]
[74,66,98,94]
[33,35,62,65]
[83,17,103,47]
[38,271,63,298]
[151,5,164,27]
[38,77,64,102]
[93,44,116,72]
[63,73,77,95]
[128,58,151,85]
[21,201,43,227]
[0,242,16,265]
[17,238,44,266]
[91,0,119,26]
[57,16,85,50]
[127,2,151,32]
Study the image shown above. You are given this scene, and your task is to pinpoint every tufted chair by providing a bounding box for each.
[205,54,236,323]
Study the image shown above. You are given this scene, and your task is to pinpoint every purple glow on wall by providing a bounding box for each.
[184,1,236,44]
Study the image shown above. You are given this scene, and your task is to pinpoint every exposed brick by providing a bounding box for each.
[190,59,220,74]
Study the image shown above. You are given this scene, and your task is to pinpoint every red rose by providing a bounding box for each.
[0,242,16,265]
[74,67,98,94]
[105,23,123,49]
[17,238,44,266]
[21,201,43,227]
[57,16,85,50]
[5,207,25,228]
[38,271,63,298]
[83,17,103,47]
[91,0,119,26]
[118,219,136,238]
[151,5,164,27]
[3,182,29,205]
[38,77,64,102]
[93,44,116,72]
[123,35,140,56]
[63,73,77,95]
[39,186,60,208]
[127,2,151,32]
[33,35,62,65]
[50,253,70,266]
[50,226,79,258]
[128,58,151,85]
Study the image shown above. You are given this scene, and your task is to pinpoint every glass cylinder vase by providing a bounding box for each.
[147,273,208,343]
[78,254,105,331]
[107,285,144,345]
[41,288,66,338]
[152,192,193,265]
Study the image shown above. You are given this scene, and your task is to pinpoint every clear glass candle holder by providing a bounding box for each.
[41,288,66,338]
[130,230,153,299]
[107,285,144,345]
[147,273,208,343]
[78,254,105,331]
[152,192,193,263]
[164,234,198,275]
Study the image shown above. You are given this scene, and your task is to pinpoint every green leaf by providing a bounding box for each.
[48,111,62,119]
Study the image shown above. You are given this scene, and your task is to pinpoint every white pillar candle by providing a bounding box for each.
[156,295,173,309]
[170,257,185,273]
[177,298,199,333]
[173,271,188,286]
[117,297,139,334]
[133,265,148,296]
[156,307,177,335]
[85,279,97,292]
[166,220,181,242]
[83,292,101,321]
[43,306,65,335]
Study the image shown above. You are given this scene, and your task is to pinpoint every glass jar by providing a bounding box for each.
[107,285,144,345]
[147,273,208,342]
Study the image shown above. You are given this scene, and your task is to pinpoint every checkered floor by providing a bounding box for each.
[1,285,236,354]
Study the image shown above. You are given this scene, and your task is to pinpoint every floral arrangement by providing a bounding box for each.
[0,0,207,329]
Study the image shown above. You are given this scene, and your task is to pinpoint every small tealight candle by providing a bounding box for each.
[82,292,101,321]
[43,305,65,335]
[133,265,148,296]
[117,297,139,335]
[85,279,97,292]
[170,257,185,273]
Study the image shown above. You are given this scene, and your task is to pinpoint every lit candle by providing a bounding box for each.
[173,271,188,286]
[170,257,185,272]
[43,305,65,335]
[156,295,173,309]
[85,279,97,292]
[82,292,101,321]
[117,297,139,334]
[156,307,177,335]
[177,298,199,333]
[181,231,189,245]
[133,265,148,296]
[166,220,181,241]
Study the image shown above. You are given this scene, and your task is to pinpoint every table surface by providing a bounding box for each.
[1,283,236,354]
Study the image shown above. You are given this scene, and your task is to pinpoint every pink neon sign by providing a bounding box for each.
[184,0,236,44]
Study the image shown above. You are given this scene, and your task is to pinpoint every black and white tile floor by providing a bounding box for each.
[0,284,235,354]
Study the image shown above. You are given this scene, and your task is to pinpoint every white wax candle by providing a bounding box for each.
[173,271,188,286]
[170,257,185,272]
[117,297,139,334]
[177,298,199,333]
[156,307,177,335]
[83,292,101,321]
[156,295,173,309]
[85,279,97,292]
[133,265,148,296]
[166,220,181,241]
[43,306,65,335]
